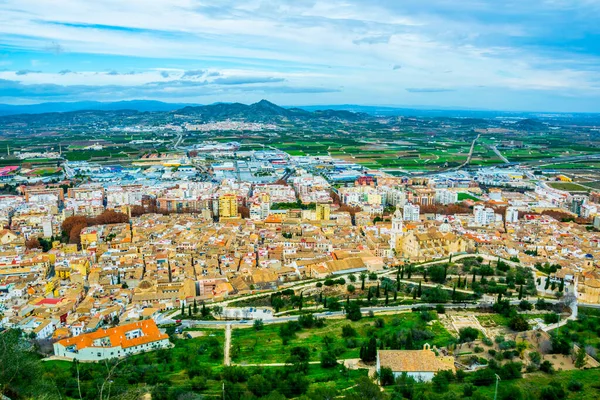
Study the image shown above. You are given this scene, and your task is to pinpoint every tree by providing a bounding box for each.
[360,337,377,363]
[459,327,479,343]
[417,280,422,297]
[575,346,587,368]
[345,302,362,321]
[509,315,529,332]
[518,285,524,300]
[360,272,367,290]
[247,374,271,397]
[379,367,395,386]
[320,351,337,368]
[193,299,198,314]
[181,303,185,316]
[253,319,264,331]
[345,376,388,400]
[25,237,41,250]
[429,265,447,284]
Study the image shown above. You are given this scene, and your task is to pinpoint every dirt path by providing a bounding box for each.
[224,324,232,366]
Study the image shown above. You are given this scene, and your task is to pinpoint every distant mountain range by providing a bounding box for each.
[0,100,373,124]
[0,99,598,123]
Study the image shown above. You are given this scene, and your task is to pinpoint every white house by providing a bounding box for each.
[53,320,171,361]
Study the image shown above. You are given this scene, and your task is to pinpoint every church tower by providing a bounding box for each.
[390,205,404,250]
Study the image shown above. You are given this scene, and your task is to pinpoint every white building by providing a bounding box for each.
[403,203,420,222]
[435,189,458,205]
[505,207,519,224]
[53,320,170,361]
[376,345,455,382]
[474,205,496,226]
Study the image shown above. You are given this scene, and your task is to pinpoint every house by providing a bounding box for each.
[53,320,170,361]
[376,344,455,382]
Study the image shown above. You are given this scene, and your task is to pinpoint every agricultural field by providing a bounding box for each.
[547,182,590,192]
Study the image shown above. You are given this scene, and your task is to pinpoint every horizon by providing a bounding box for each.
[1,1,600,112]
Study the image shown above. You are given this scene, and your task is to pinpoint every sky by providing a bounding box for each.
[1,0,600,112]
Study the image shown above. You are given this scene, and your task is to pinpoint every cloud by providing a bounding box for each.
[181,70,206,78]
[160,71,170,78]
[106,70,120,75]
[353,35,391,45]
[0,78,339,101]
[405,88,455,93]
[211,76,286,85]
[392,64,402,70]
[58,69,73,75]
[15,69,41,75]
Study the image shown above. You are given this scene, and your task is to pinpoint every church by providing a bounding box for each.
[389,206,467,262]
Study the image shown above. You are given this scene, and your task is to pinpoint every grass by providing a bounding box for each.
[547,182,590,192]
[231,313,454,365]
[458,192,480,201]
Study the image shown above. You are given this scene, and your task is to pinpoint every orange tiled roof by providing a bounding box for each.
[56,320,168,350]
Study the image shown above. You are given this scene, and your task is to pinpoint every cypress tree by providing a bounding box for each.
[449,254,453,263]
[376,283,380,298]
[412,288,417,300]
[188,305,192,316]
[393,290,397,301]
[417,281,422,297]
[558,279,565,292]
[497,293,502,303]
[299,292,303,310]
[181,303,185,316]
[407,265,412,279]
[367,288,373,302]
[319,292,323,303]
[544,277,550,290]
[472,271,476,284]
[452,284,456,301]
[423,269,428,282]
[443,265,448,282]
[193,299,198,314]
[323,297,327,308]
[400,266,404,280]
[405,330,414,350]
[518,285,524,300]
[385,290,389,305]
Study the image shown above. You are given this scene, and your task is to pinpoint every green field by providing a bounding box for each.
[547,182,590,192]
[231,312,454,365]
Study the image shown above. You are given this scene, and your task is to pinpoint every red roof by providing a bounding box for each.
[37,298,63,305]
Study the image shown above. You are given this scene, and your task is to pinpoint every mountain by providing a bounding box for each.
[0,100,198,116]
[174,100,367,122]
[0,100,373,126]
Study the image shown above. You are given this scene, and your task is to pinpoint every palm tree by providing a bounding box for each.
[360,272,367,291]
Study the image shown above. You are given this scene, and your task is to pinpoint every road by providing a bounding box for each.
[454,134,480,170]
[224,324,232,366]
[490,145,510,164]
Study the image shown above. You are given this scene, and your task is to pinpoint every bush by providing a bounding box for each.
[320,351,337,368]
[540,382,566,400]
[474,346,484,353]
[463,383,475,396]
[482,337,493,346]
[472,368,496,386]
[539,360,554,374]
[459,327,479,343]
[342,324,357,338]
[379,367,395,386]
[567,380,583,392]
[374,318,385,328]
[509,315,529,331]
[345,302,362,321]
[543,313,560,324]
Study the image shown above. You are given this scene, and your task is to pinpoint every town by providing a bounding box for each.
[1,104,600,399]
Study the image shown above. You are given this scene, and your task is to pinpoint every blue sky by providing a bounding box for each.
[1,0,600,111]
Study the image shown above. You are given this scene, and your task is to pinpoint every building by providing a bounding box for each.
[505,207,519,224]
[571,195,587,216]
[435,189,458,205]
[376,344,455,382]
[219,193,239,218]
[473,205,496,226]
[389,206,404,251]
[53,320,170,361]
[403,203,420,222]
[315,204,331,221]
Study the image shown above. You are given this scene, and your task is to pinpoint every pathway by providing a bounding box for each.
[224,323,232,366]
